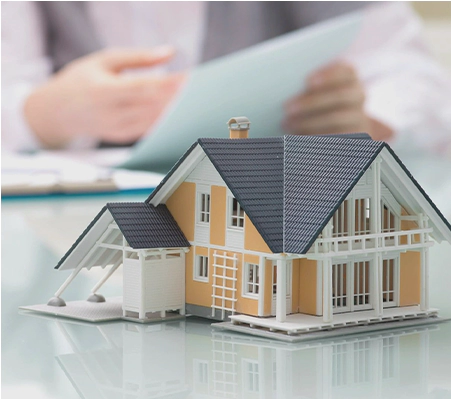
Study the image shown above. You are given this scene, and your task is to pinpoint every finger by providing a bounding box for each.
[283,108,369,136]
[306,62,357,91]
[285,82,365,117]
[97,46,175,72]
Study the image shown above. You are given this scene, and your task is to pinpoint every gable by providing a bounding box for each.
[185,155,224,185]
[379,147,451,243]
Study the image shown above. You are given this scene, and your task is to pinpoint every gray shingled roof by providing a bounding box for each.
[197,135,385,254]
[107,203,190,249]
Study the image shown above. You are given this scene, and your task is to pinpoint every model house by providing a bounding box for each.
[25,117,451,339]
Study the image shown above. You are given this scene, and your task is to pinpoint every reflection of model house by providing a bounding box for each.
[33,117,451,339]
[55,320,435,399]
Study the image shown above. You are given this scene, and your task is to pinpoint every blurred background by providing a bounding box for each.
[412,1,451,72]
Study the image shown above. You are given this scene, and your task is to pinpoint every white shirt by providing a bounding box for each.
[2,2,451,154]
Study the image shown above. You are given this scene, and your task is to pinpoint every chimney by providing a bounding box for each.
[228,117,250,139]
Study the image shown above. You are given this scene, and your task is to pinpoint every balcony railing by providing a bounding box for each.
[310,228,433,255]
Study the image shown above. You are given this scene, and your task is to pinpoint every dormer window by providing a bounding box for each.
[228,197,245,229]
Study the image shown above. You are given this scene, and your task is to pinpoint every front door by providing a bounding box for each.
[271,260,292,315]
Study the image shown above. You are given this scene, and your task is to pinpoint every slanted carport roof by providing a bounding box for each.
[55,203,189,270]
[107,203,190,249]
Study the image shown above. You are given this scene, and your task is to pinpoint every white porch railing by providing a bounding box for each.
[310,228,433,256]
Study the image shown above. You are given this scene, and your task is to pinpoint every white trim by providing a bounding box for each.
[194,254,209,283]
[381,254,399,308]
[379,148,451,243]
[195,184,211,225]
[227,194,245,230]
[242,262,260,299]
[149,145,206,206]
[190,242,282,259]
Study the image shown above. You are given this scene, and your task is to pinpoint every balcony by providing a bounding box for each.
[309,228,434,257]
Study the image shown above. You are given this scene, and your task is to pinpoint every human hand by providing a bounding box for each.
[282,62,393,141]
[24,47,185,148]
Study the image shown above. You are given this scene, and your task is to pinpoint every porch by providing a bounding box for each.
[229,306,438,336]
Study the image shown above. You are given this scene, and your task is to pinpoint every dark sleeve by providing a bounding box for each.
[282,1,373,30]
[201,1,373,63]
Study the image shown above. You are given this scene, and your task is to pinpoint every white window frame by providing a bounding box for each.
[228,196,245,230]
[197,187,211,225]
[243,263,260,298]
[382,255,399,308]
[194,255,209,282]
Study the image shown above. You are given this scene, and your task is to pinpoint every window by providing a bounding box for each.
[353,261,370,307]
[244,263,259,296]
[382,258,397,307]
[332,263,348,311]
[332,260,371,313]
[198,193,211,223]
[243,360,259,392]
[332,200,349,239]
[229,197,244,229]
[194,255,209,282]
[194,360,209,384]
[355,198,371,235]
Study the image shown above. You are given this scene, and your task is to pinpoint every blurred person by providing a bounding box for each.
[2,2,451,153]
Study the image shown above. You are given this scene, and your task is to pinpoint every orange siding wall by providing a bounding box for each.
[210,185,226,246]
[185,246,212,307]
[165,182,196,241]
[399,251,421,306]
[244,215,271,253]
[298,259,318,315]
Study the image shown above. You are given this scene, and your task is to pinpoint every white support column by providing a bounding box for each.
[276,258,287,323]
[420,247,430,311]
[372,253,383,317]
[419,213,430,311]
[322,220,333,323]
[372,158,382,236]
[372,159,383,317]
[138,251,146,320]
[276,348,288,398]
[53,226,114,298]
[322,258,333,323]
[91,258,122,294]
[179,251,186,316]
[258,256,266,316]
